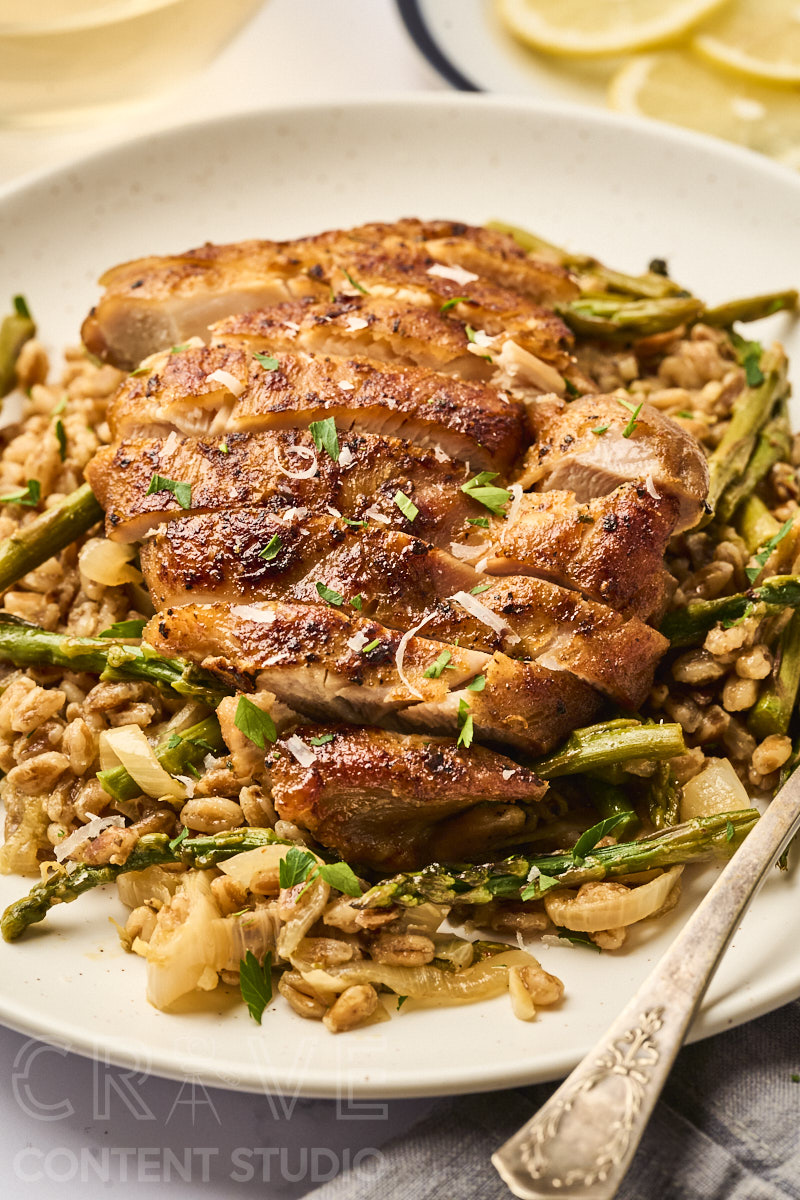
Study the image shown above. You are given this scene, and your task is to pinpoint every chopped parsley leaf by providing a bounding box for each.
[54,418,67,460]
[457,698,473,749]
[466,674,485,692]
[233,695,277,750]
[343,517,367,528]
[279,846,317,889]
[219,439,229,454]
[616,397,643,439]
[563,378,580,398]
[239,950,273,1024]
[99,618,146,639]
[165,733,183,750]
[467,516,490,529]
[394,490,419,522]
[309,734,334,746]
[309,416,340,462]
[726,820,735,843]
[316,581,344,606]
[317,861,361,896]
[470,583,492,595]
[169,343,191,354]
[130,366,149,377]
[552,927,601,952]
[520,871,563,901]
[576,513,595,524]
[424,650,452,679]
[572,813,633,860]
[675,410,694,419]
[396,995,408,1009]
[461,471,511,516]
[592,424,609,436]
[0,479,40,507]
[362,638,381,653]
[745,517,793,584]
[168,826,189,853]
[253,351,280,371]
[350,594,363,610]
[439,297,470,314]
[145,473,191,509]
[258,534,282,562]
[730,332,765,388]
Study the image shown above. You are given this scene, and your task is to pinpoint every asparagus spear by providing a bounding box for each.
[583,777,640,839]
[0,483,103,594]
[661,576,800,647]
[1,827,291,942]
[532,718,685,778]
[557,296,704,340]
[486,220,684,298]
[702,347,789,524]
[357,810,759,910]
[0,614,227,702]
[748,610,800,740]
[644,762,682,830]
[703,289,799,328]
[0,296,36,398]
[97,715,226,802]
[738,495,782,556]
[716,410,792,524]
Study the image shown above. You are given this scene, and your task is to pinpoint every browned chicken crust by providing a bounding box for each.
[268,724,547,870]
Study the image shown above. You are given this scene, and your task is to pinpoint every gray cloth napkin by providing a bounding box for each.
[305,999,800,1200]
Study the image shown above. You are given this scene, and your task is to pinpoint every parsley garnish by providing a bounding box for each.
[254,351,280,371]
[342,268,368,295]
[170,343,191,354]
[396,995,408,1009]
[362,638,381,653]
[279,845,317,889]
[726,819,735,843]
[258,534,282,562]
[317,861,362,895]
[316,581,343,606]
[350,594,363,610]
[745,518,793,584]
[457,697,473,748]
[219,439,229,454]
[168,826,189,853]
[572,813,633,860]
[467,516,490,529]
[464,324,492,361]
[564,378,580,398]
[675,410,694,419]
[394,490,419,522]
[439,297,470,314]
[616,397,643,439]
[576,513,595,524]
[309,734,334,746]
[0,479,40,507]
[13,295,31,320]
[470,583,492,595]
[309,417,340,462]
[461,471,511,516]
[424,650,452,679]
[98,618,146,639]
[466,674,485,692]
[54,418,67,460]
[233,695,277,749]
[552,927,601,952]
[239,950,273,1024]
[145,473,191,509]
[520,871,563,901]
[165,734,182,750]
[343,517,367,528]
[592,424,609,436]
[130,366,149,377]
[730,332,765,387]
[278,845,361,897]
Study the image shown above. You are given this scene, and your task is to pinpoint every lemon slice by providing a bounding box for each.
[609,52,800,168]
[497,0,729,57]
[693,0,800,84]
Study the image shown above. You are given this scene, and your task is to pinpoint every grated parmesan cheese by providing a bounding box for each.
[54,814,126,862]
[285,735,317,768]
[427,262,479,286]
[207,368,246,397]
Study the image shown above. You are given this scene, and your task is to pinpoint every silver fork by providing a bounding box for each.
[492,768,800,1200]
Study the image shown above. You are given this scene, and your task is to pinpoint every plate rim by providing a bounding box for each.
[1,94,800,1098]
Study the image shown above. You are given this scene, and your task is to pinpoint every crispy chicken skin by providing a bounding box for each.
[520,393,710,533]
[81,218,577,370]
[487,483,679,620]
[108,341,527,471]
[267,724,547,870]
[140,512,666,709]
[86,430,477,545]
[144,601,601,755]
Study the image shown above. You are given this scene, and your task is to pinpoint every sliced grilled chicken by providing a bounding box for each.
[144,601,601,755]
[520,393,710,533]
[86,430,477,544]
[81,218,576,370]
[267,724,547,870]
[108,342,526,471]
[140,512,665,708]
[487,483,679,620]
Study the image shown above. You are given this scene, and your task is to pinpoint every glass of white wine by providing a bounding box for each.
[0,0,264,127]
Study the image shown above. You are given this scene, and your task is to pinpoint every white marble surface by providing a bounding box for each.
[0,3,443,1195]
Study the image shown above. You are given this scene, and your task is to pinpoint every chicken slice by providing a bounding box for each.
[486,483,679,620]
[86,429,477,544]
[144,601,602,755]
[520,393,709,533]
[266,724,547,870]
[140,512,666,709]
[81,219,576,370]
[108,342,526,471]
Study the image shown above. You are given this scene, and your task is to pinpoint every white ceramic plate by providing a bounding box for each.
[396,0,622,99]
[1,97,799,1099]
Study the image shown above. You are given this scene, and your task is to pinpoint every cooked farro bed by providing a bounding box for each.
[0,220,796,1032]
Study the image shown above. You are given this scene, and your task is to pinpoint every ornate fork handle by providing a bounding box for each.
[493,769,800,1200]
